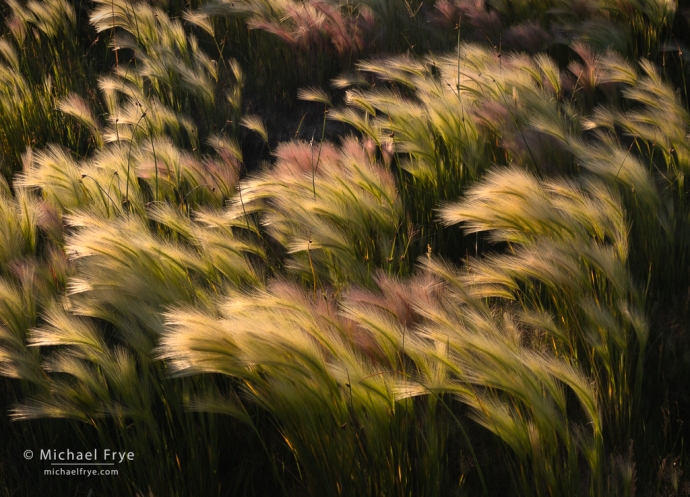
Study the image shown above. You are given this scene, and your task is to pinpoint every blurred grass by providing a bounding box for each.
[0,0,689,496]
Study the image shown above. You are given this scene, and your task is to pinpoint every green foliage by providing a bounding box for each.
[237,137,408,287]
[1,0,690,496]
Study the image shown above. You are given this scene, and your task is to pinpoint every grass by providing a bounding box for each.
[0,0,689,495]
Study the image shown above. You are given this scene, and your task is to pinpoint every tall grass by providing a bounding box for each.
[235,137,409,287]
[0,0,689,495]
[160,280,453,496]
[161,167,634,495]
[0,0,98,176]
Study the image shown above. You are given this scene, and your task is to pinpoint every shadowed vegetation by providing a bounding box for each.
[1,0,690,496]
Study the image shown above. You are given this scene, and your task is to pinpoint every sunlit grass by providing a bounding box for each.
[0,0,688,495]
